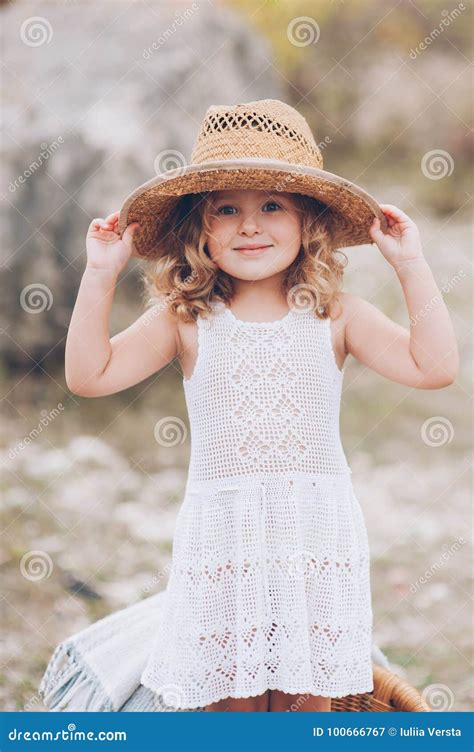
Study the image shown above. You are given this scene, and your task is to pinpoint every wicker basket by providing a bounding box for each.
[331,664,430,712]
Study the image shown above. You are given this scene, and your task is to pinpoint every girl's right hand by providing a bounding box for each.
[86,211,140,275]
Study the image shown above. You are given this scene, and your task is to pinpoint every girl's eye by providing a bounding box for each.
[262,202,281,212]
[215,202,281,215]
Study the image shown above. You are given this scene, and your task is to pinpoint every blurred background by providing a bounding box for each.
[1,0,472,711]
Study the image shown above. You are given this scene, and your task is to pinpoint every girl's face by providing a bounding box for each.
[204,189,302,282]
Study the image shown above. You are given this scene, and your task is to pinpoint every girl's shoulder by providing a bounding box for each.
[333,291,379,334]
[329,290,356,318]
[329,291,367,330]
[327,292,372,370]
[328,290,355,334]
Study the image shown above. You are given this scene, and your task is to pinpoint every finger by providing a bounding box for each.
[120,220,139,235]
[104,210,120,223]
[370,217,389,238]
[379,204,410,220]
[378,204,400,211]
[89,218,113,231]
[121,222,140,249]
[90,216,114,225]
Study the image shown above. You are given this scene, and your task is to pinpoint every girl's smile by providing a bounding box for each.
[233,244,273,256]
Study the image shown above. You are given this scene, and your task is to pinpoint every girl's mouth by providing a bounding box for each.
[234,244,273,256]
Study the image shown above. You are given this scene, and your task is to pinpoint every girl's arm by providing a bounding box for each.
[66,211,179,397]
[342,204,459,389]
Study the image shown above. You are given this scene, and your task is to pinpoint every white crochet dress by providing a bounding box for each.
[140,299,373,709]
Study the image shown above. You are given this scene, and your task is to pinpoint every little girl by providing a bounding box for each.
[65,99,458,713]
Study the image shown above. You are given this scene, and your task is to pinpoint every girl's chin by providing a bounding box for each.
[223,270,286,282]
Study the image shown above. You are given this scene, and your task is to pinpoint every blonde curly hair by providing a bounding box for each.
[140,191,348,322]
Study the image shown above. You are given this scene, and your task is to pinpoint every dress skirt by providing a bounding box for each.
[140,471,374,709]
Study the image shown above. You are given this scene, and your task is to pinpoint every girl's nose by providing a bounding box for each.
[238,213,261,234]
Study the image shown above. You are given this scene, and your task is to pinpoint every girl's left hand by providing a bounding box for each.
[369,204,424,268]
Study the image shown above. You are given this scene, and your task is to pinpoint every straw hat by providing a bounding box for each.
[118,98,387,259]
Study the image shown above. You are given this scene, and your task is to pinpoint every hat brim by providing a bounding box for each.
[118,158,387,259]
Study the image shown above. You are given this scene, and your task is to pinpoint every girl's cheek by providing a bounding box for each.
[208,217,228,233]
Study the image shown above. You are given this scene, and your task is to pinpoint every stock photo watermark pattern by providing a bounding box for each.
[1,0,471,745]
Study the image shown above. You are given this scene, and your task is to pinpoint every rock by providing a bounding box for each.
[1,0,282,369]
[62,572,102,600]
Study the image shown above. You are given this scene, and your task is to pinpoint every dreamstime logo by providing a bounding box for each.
[20,283,53,313]
[23,693,42,711]
[20,550,53,581]
[153,149,187,177]
[142,2,199,59]
[272,150,332,193]
[9,138,65,193]
[143,271,198,327]
[8,404,65,459]
[287,550,318,581]
[286,693,312,711]
[20,16,53,47]
[422,683,455,711]
[421,416,454,447]
[273,172,300,193]
[154,416,187,446]
[409,3,466,58]
[409,536,466,593]
[154,683,185,710]
[409,269,465,326]
[142,562,172,594]
[421,149,454,180]
[317,135,333,152]
[287,16,320,47]
[287,284,324,315]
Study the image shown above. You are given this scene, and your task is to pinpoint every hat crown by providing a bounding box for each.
[190,99,324,169]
